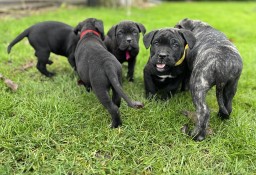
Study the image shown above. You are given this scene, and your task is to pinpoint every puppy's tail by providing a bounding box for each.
[7,28,30,54]
[216,82,229,116]
[105,66,144,109]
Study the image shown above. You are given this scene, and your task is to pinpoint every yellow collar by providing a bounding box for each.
[175,44,189,66]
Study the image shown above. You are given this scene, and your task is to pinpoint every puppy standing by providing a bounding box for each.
[175,19,243,141]
[7,21,79,77]
[143,28,195,100]
[104,20,146,81]
[74,18,143,128]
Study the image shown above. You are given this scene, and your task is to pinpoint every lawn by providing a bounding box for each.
[0,2,256,174]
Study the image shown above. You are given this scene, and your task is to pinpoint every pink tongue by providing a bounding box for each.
[156,64,165,69]
[126,51,131,61]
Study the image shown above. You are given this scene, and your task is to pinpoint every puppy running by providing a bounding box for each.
[143,28,195,100]
[7,21,79,77]
[104,20,146,81]
[74,18,144,128]
[175,18,243,141]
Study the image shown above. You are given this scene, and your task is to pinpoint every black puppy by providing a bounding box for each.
[104,20,146,81]
[74,18,144,128]
[143,28,195,100]
[175,18,243,141]
[7,21,79,77]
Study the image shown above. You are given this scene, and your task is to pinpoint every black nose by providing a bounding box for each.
[127,37,132,43]
[158,53,167,59]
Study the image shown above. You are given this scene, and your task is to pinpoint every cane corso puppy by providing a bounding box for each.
[7,21,79,77]
[143,28,196,100]
[74,18,144,128]
[175,18,243,141]
[104,20,146,81]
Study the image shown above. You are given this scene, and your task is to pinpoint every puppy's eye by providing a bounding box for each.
[172,43,179,49]
[153,41,159,46]
[117,32,123,36]
[132,31,138,35]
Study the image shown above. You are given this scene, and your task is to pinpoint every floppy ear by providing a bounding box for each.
[176,18,194,31]
[95,19,105,40]
[135,22,146,35]
[107,25,118,40]
[74,22,82,35]
[143,30,158,49]
[179,29,196,49]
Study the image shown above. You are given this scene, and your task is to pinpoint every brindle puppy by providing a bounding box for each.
[175,18,243,141]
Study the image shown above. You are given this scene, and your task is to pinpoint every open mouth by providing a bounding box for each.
[156,63,166,71]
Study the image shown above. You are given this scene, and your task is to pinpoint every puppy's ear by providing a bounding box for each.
[74,22,82,35]
[176,18,194,30]
[136,22,146,35]
[179,29,196,49]
[143,30,158,49]
[95,19,105,40]
[107,25,118,40]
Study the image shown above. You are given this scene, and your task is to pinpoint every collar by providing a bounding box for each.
[80,29,101,39]
[175,44,189,66]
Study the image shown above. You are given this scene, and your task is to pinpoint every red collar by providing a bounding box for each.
[80,30,101,39]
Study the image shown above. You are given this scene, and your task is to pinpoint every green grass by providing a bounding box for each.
[1,2,256,174]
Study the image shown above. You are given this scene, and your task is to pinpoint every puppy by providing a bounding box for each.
[175,18,243,141]
[74,18,144,128]
[104,20,146,81]
[7,21,79,77]
[143,28,195,100]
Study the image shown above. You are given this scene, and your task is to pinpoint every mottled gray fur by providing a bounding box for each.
[175,18,243,141]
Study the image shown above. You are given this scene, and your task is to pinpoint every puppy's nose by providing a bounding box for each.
[126,37,132,43]
[158,53,167,59]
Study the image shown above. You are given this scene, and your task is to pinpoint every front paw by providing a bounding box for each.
[111,119,122,128]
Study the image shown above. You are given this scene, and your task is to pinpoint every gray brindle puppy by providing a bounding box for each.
[175,18,243,141]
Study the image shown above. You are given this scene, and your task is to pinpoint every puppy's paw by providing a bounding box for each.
[132,101,144,109]
[189,127,206,142]
[218,110,230,120]
[111,119,122,128]
[46,72,55,77]
[47,60,53,65]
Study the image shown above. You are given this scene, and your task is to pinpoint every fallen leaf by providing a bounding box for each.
[0,73,3,79]
[22,61,34,70]
[4,78,18,91]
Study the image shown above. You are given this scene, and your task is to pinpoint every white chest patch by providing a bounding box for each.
[157,74,176,82]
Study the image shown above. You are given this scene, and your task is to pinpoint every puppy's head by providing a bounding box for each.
[143,28,196,72]
[175,18,208,31]
[74,18,105,40]
[107,20,146,51]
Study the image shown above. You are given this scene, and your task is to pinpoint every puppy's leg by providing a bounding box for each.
[190,88,210,141]
[219,79,238,119]
[68,54,76,70]
[144,68,156,99]
[189,73,212,141]
[127,59,136,82]
[112,74,122,107]
[35,50,54,77]
[94,86,122,128]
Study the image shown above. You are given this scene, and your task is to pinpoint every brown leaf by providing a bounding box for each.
[4,79,18,91]
[22,61,34,70]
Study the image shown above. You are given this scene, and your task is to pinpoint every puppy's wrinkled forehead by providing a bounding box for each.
[154,29,183,43]
[117,21,139,33]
